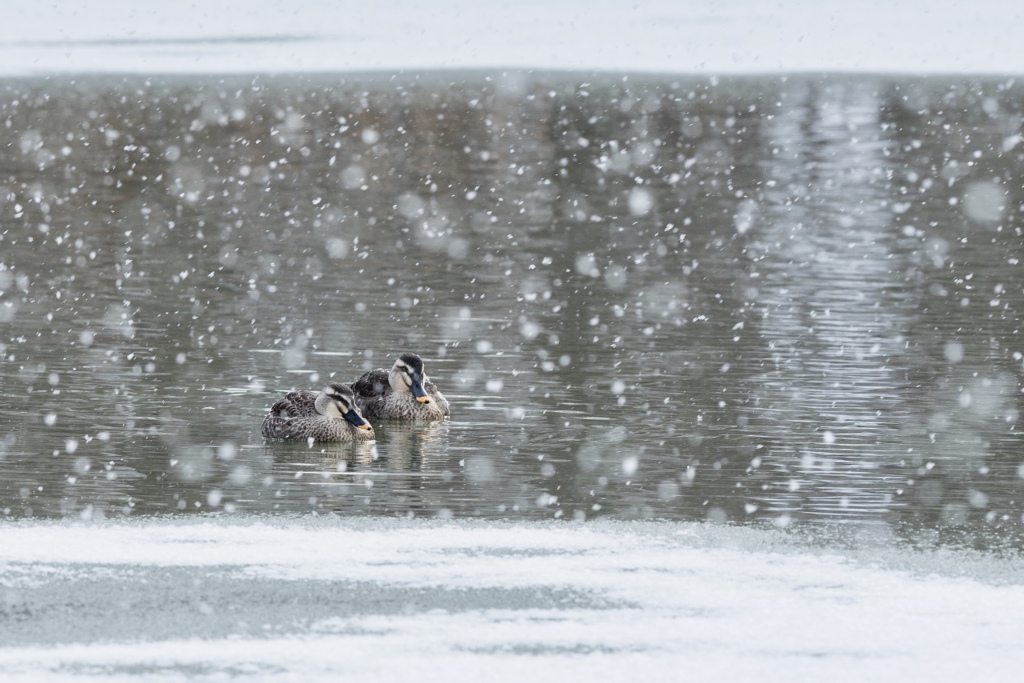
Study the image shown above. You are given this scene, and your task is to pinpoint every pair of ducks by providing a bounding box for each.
[260,353,449,442]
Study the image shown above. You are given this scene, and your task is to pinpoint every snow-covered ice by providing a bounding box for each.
[1,518,1023,681]
[1,0,1023,75]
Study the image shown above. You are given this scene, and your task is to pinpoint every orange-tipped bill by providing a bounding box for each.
[344,410,372,430]
[412,378,432,404]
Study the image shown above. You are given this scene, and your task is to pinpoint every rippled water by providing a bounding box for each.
[2,72,1023,546]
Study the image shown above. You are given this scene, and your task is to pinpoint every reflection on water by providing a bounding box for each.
[2,72,1024,547]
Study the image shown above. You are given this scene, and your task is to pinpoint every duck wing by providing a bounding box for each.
[351,368,390,416]
[262,414,305,439]
[352,369,390,398]
[267,390,319,419]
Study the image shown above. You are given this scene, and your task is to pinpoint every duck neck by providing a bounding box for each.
[389,365,407,393]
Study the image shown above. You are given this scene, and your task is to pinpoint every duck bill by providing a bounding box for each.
[411,377,432,404]
[344,411,372,430]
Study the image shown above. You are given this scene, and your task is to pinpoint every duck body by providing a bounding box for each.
[352,353,450,420]
[261,383,375,442]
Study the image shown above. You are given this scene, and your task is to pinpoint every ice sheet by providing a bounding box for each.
[1,0,1023,75]
[0,518,1022,681]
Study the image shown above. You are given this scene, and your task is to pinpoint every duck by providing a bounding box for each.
[351,352,450,420]
[261,382,375,442]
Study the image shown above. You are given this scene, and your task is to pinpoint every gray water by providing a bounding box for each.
[2,72,1024,547]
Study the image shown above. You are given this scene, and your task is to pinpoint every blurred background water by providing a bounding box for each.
[2,72,1023,547]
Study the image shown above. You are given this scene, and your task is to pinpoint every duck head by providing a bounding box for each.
[318,383,373,430]
[390,353,432,404]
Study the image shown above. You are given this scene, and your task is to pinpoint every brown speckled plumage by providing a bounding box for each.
[352,353,450,420]
[261,383,375,442]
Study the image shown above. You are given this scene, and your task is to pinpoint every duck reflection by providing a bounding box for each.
[267,421,452,516]
[269,439,379,470]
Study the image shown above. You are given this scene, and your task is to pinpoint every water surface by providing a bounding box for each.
[2,72,1024,547]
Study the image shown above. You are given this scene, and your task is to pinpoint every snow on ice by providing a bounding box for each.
[0,518,1023,681]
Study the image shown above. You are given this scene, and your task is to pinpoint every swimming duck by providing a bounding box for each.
[351,352,450,420]
[261,383,375,442]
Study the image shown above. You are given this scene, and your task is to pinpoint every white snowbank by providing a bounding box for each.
[0,518,1022,682]
[2,0,1023,75]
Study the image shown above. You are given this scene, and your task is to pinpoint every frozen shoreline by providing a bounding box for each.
[2,0,1024,76]
[1,518,1023,681]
